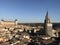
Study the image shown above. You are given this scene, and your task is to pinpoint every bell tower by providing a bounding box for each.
[44,11,53,37]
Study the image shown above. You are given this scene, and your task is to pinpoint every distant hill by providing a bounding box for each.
[53,23,60,30]
[18,23,44,27]
[18,23,60,30]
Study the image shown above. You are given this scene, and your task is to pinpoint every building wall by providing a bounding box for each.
[46,23,53,37]
[0,20,18,28]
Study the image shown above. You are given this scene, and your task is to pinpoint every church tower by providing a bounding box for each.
[44,11,53,37]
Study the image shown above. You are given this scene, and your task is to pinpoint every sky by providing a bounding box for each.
[0,0,60,23]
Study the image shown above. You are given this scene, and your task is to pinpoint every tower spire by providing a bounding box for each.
[45,11,50,23]
[46,11,49,19]
[46,11,48,16]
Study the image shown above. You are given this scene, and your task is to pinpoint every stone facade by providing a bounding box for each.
[0,19,17,28]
